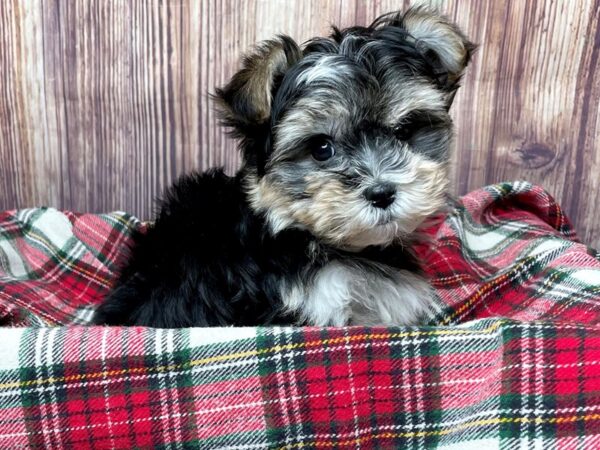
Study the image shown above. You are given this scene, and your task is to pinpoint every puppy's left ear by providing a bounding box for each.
[215,36,302,134]
[401,7,476,105]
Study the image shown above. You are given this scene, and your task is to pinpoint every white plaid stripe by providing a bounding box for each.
[534,320,545,450]
[71,306,96,325]
[400,328,415,432]
[272,327,293,445]
[169,330,186,449]
[30,209,74,251]
[188,327,258,347]
[279,327,305,444]
[413,325,426,435]
[48,328,65,449]
[0,328,25,370]
[519,323,533,446]
[100,328,117,449]
[437,438,500,450]
[0,239,28,279]
[342,328,362,449]
[156,329,175,448]
[34,329,61,449]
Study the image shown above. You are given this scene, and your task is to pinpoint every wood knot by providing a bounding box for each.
[512,142,555,169]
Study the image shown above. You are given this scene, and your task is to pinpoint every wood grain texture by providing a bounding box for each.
[1,0,599,246]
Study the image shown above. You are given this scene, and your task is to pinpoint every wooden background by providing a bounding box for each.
[1,1,600,246]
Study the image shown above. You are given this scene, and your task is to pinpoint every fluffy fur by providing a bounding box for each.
[93,7,474,327]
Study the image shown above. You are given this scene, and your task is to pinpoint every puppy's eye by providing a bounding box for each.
[393,124,415,141]
[393,111,441,141]
[310,136,336,161]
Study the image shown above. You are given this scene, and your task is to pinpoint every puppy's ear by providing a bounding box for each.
[401,7,475,93]
[215,36,301,133]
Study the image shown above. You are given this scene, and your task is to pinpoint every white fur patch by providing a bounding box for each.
[294,56,352,86]
[282,261,433,326]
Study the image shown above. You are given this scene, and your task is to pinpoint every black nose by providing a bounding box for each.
[364,183,396,209]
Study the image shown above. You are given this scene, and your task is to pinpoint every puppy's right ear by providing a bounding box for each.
[215,36,301,134]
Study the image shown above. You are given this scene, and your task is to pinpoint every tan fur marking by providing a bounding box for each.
[246,152,449,250]
[216,38,301,125]
[402,7,472,83]
[242,45,290,122]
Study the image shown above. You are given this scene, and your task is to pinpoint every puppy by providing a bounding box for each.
[93,7,474,327]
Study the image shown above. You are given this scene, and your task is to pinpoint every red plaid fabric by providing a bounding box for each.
[0,208,138,326]
[1,181,600,449]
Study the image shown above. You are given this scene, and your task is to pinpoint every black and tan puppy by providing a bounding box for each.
[94,7,474,327]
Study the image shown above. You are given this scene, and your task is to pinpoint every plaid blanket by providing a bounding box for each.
[1,181,600,449]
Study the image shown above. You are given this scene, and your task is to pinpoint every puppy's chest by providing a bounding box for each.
[281,259,432,326]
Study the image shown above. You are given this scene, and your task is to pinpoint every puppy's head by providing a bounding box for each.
[216,7,474,249]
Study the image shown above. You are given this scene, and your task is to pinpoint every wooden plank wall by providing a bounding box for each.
[1,0,599,246]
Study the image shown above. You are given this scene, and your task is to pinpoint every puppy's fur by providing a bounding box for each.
[93,7,474,327]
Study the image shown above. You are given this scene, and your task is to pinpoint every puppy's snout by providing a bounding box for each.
[364,183,396,209]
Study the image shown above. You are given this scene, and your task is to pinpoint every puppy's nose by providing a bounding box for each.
[364,183,396,209]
